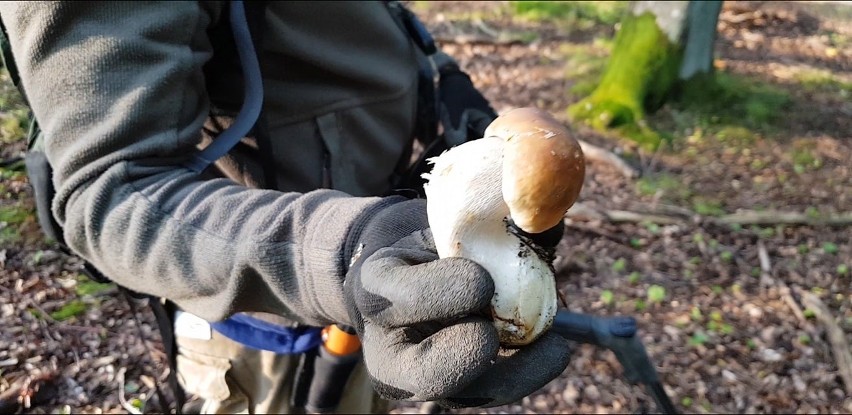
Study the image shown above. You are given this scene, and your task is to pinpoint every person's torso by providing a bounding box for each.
[201,1,420,197]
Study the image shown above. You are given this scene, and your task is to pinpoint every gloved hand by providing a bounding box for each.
[434,52,498,147]
[343,197,571,408]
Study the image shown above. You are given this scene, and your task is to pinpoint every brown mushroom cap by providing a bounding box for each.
[486,107,585,234]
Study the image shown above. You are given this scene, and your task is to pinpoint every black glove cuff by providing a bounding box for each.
[342,195,410,273]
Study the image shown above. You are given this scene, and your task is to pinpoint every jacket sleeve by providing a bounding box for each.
[0,1,382,326]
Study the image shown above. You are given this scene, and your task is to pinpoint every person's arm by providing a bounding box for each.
[0,1,383,326]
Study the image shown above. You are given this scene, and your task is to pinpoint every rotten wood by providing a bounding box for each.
[800,290,852,395]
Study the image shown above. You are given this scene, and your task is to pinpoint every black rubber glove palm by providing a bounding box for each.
[343,198,571,408]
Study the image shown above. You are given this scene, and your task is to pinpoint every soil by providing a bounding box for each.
[1,1,850,414]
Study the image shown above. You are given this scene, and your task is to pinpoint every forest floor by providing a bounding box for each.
[0,1,850,414]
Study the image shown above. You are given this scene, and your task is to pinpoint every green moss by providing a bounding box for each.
[677,72,790,130]
[0,204,32,224]
[512,1,628,28]
[568,12,682,148]
[795,69,852,96]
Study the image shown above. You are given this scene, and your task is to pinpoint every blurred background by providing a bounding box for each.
[0,1,849,413]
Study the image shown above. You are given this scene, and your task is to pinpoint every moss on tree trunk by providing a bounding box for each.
[568,12,682,148]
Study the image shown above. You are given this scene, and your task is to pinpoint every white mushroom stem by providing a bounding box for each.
[423,108,585,346]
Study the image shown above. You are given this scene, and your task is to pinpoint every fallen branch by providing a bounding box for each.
[800,291,852,395]
[577,139,640,178]
[566,204,852,227]
[604,209,685,225]
[565,202,685,225]
[434,34,525,45]
[718,211,852,226]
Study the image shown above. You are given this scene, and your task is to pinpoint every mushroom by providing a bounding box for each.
[423,107,585,346]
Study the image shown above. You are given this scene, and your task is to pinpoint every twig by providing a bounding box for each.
[756,240,773,289]
[433,34,525,46]
[577,139,640,178]
[800,291,852,395]
[565,204,852,227]
[604,210,685,225]
[756,242,809,325]
[117,367,143,415]
[472,18,500,39]
[565,202,605,221]
[718,211,852,226]
[0,156,24,169]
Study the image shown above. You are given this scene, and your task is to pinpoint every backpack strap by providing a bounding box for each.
[184,0,265,173]
[0,17,25,101]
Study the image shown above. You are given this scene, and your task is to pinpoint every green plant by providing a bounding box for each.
[681,397,693,407]
[691,306,703,321]
[689,331,709,346]
[647,285,666,303]
[692,198,725,216]
[720,251,733,262]
[612,258,627,273]
[0,204,32,224]
[600,289,614,306]
[822,242,838,255]
[627,271,641,285]
[730,284,742,296]
[642,221,661,235]
[838,264,849,276]
[50,300,88,321]
[710,310,723,322]
[798,334,811,345]
[637,173,691,199]
[746,338,757,349]
[75,278,115,297]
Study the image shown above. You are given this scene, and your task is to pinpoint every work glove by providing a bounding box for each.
[434,52,498,146]
[343,197,572,408]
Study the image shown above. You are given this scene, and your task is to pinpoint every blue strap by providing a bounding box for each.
[185,0,264,173]
[210,314,323,354]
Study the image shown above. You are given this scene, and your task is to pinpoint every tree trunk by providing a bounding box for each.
[568,0,722,148]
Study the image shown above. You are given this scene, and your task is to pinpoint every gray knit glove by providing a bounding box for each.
[343,198,572,408]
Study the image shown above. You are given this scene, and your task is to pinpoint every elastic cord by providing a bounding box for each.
[185,0,264,172]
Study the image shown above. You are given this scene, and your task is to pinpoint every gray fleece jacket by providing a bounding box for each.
[0,2,420,327]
